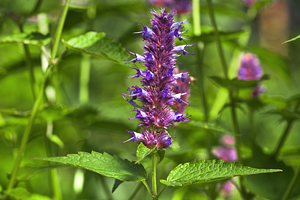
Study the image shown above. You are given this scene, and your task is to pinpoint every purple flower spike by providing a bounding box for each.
[212,147,237,162]
[123,9,192,149]
[238,54,263,80]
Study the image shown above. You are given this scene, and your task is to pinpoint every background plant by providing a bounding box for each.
[0,0,300,199]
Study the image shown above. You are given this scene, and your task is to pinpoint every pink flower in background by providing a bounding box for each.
[251,85,266,98]
[223,181,234,195]
[238,54,263,80]
[172,67,191,113]
[221,134,235,146]
[212,147,237,162]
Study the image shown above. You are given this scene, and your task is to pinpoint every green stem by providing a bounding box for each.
[50,168,62,200]
[51,0,71,63]
[79,54,91,104]
[193,0,212,158]
[152,152,158,200]
[192,0,201,36]
[281,167,300,200]
[205,1,249,199]
[127,182,143,200]
[274,101,299,158]
[6,66,52,191]
[273,121,294,158]
[205,0,228,79]
[157,185,168,199]
[142,180,152,197]
[7,0,71,192]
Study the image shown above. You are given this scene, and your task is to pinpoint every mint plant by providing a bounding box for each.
[0,0,300,200]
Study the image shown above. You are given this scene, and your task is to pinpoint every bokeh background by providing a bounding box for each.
[0,0,300,199]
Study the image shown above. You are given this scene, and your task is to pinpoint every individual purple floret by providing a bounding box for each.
[237,54,263,80]
[212,147,237,162]
[123,9,192,149]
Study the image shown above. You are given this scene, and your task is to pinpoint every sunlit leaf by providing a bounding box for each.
[136,143,153,164]
[35,151,147,182]
[62,32,135,67]
[160,160,281,187]
[5,187,31,199]
[260,95,287,110]
[0,32,50,46]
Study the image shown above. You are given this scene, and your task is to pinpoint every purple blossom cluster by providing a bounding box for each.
[148,0,192,14]
[123,9,192,149]
[237,53,266,98]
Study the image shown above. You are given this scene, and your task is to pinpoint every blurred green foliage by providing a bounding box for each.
[0,0,300,199]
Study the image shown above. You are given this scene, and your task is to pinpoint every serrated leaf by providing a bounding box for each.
[62,32,135,67]
[34,151,147,182]
[188,121,231,134]
[0,32,50,46]
[160,160,281,187]
[136,143,153,164]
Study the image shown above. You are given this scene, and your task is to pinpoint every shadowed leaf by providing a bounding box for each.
[0,32,50,46]
[34,151,147,182]
[62,32,135,67]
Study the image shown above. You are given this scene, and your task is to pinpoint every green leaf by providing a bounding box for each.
[188,121,231,133]
[112,179,123,193]
[5,187,31,199]
[266,110,300,122]
[62,32,135,67]
[136,143,153,164]
[283,34,300,44]
[160,160,281,187]
[25,194,52,200]
[260,95,287,110]
[249,47,290,80]
[156,150,165,165]
[34,151,147,182]
[0,32,50,46]
[194,28,247,43]
[209,75,269,90]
